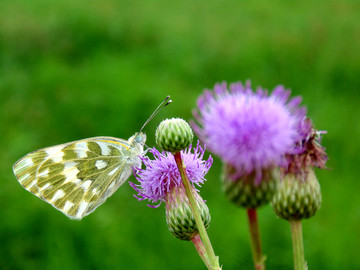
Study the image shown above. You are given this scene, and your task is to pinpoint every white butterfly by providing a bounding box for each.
[13,134,146,220]
[13,97,171,220]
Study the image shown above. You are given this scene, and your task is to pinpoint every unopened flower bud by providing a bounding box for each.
[156,118,194,153]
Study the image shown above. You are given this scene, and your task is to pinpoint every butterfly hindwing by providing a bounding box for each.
[13,136,143,220]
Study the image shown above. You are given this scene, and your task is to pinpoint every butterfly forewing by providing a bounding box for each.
[13,136,144,220]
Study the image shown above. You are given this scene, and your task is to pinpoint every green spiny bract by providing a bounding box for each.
[222,164,277,209]
[272,168,321,220]
[165,185,210,241]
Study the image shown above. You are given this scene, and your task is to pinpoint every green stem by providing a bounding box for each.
[174,152,221,270]
[289,220,307,270]
[247,208,266,270]
[192,234,212,269]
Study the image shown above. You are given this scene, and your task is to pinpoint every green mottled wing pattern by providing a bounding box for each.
[13,135,145,220]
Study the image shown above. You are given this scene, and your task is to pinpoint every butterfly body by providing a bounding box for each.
[13,132,146,220]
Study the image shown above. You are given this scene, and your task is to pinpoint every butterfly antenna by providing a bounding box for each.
[140,96,172,132]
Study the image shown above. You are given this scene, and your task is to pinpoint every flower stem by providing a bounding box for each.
[289,220,307,270]
[192,234,212,269]
[174,152,221,270]
[247,208,266,270]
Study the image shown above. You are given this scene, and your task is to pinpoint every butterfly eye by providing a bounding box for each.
[136,135,143,143]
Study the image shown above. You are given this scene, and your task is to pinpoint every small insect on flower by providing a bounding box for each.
[283,117,328,176]
[12,96,172,220]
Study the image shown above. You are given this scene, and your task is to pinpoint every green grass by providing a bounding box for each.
[1,0,359,269]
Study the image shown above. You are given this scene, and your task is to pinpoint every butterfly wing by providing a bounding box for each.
[13,136,143,220]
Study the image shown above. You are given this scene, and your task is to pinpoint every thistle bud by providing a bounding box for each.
[222,164,277,208]
[156,118,194,153]
[272,168,321,220]
[165,185,211,241]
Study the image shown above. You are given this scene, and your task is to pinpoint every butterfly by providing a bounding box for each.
[13,96,171,220]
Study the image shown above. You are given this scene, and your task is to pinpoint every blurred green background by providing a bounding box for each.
[1,0,359,269]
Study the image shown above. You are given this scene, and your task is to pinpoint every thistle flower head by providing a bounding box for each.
[130,141,213,207]
[272,118,327,220]
[192,81,305,183]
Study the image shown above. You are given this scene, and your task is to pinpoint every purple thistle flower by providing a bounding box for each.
[192,81,306,183]
[130,141,213,207]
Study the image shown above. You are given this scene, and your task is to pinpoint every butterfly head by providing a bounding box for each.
[129,132,147,148]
